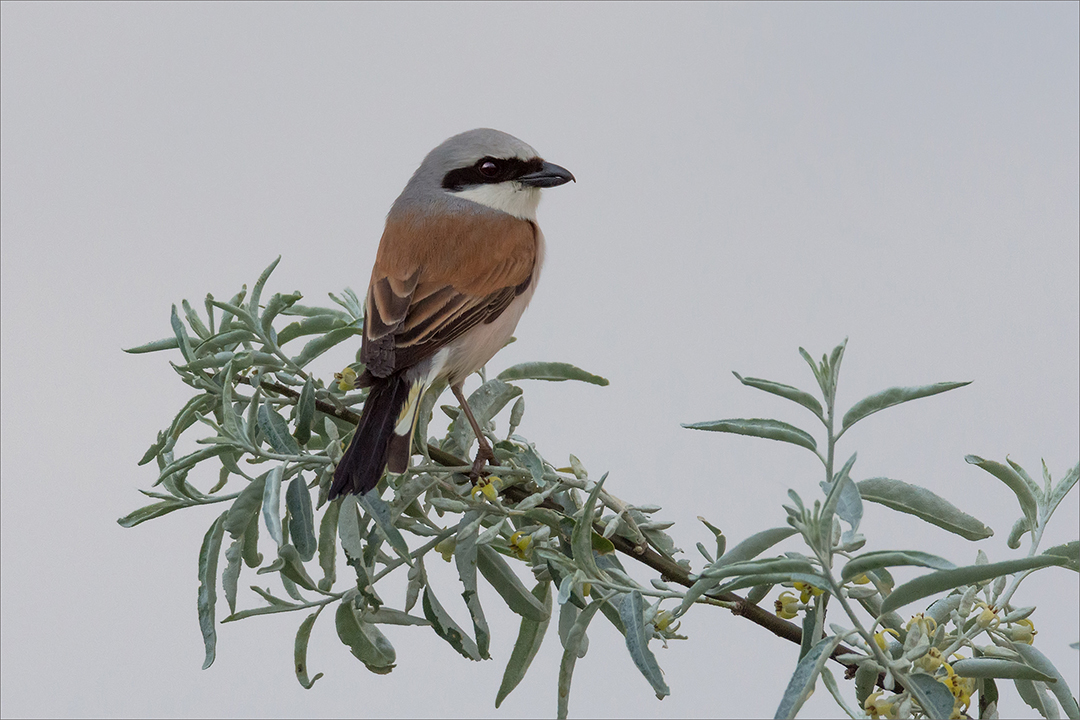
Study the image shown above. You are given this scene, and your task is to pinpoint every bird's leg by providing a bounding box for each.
[451,384,495,479]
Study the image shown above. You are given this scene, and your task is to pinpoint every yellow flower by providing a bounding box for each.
[864,691,898,719]
[654,610,679,632]
[471,476,503,502]
[939,661,974,715]
[435,537,456,562]
[794,581,824,603]
[335,367,357,392]
[774,591,799,619]
[913,646,943,673]
[873,628,899,651]
[1008,618,1037,645]
[973,601,1000,629]
[852,574,871,585]
[906,613,937,636]
[509,530,532,560]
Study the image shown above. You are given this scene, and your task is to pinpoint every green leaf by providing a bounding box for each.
[194,328,256,355]
[260,291,302,337]
[841,551,956,583]
[682,418,817,453]
[495,582,552,708]
[857,477,993,541]
[881,555,1069,614]
[454,511,490,659]
[117,499,188,528]
[496,361,609,386]
[294,610,324,689]
[197,512,228,670]
[277,313,349,345]
[293,378,315,446]
[774,635,842,719]
[618,591,670,699]
[1043,540,1079,572]
[422,586,481,661]
[906,672,957,720]
[1015,678,1058,719]
[262,466,284,547]
[335,599,396,674]
[477,545,549,622]
[286,476,317,562]
[1014,644,1080,719]
[950,658,1054,682]
[677,527,797,615]
[443,379,522,456]
[1008,516,1033,549]
[966,455,1039,527]
[124,337,181,354]
[277,544,319,591]
[732,372,823,419]
[557,597,605,720]
[257,402,301,455]
[290,325,364,368]
[841,381,971,432]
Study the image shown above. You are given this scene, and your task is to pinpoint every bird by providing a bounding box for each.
[329,129,574,499]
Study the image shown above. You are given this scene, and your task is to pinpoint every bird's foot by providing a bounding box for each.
[469,443,496,480]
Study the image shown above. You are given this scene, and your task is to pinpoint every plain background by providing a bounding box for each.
[2,3,1077,718]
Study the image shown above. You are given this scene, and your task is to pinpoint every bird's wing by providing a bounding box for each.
[361,210,537,377]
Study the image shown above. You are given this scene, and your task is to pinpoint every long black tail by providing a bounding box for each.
[329,373,410,499]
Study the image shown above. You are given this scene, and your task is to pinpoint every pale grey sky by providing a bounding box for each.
[2,3,1077,718]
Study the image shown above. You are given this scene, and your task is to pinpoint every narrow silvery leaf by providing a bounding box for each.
[455,511,491,659]
[619,591,670,699]
[682,418,817,452]
[293,377,315,446]
[357,489,411,563]
[496,582,552,708]
[170,304,194,362]
[116,499,188,528]
[820,453,857,548]
[317,500,339,592]
[950,658,1054,682]
[857,477,993,540]
[1015,679,1059,720]
[881,555,1068,614]
[286,476,317,561]
[732,372,824,420]
[365,608,430,626]
[181,298,211,340]
[155,446,230,486]
[260,291,302,337]
[258,402,301,455]
[907,672,958,720]
[277,313,348,345]
[422,586,481,661]
[224,472,268,539]
[773,635,842,719]
[262,466,284,548]
[1046,462,1079,524]
[222,538,243,615]
[294,610,324,689]
[444,379,522,455]
[570,473,608,579]
[124,336,181,354]
[841,381,971,432]
[278,544,319,592]
[248,256,281,317]
[290,325,364,368]
[557,598,605,720]
[821,459,862,533]
[198,511,228,670]
[965,455,1039,527]
[477,545,549,622]
[1009,516,1033,549]
[1042,541,1079,572]
[496,361,609,386]
[841,551,956,583]
[335,600,396,674]
[798,346,828,397]
[1014,644,1080,719]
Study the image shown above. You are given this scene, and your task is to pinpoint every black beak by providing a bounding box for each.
[518,161,575,188]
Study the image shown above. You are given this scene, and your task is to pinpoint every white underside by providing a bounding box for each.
[451,182,542,221]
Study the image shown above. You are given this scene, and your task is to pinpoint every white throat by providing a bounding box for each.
[450,182,541,221]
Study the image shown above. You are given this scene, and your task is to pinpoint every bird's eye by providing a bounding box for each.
[478,160,500,178]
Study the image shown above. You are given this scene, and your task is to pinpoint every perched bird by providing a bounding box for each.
[329,129,574,499]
